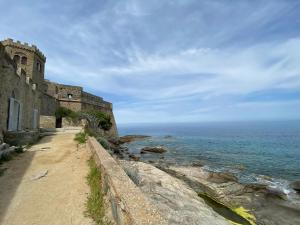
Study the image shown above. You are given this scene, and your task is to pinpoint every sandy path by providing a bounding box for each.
[0,132,94,225]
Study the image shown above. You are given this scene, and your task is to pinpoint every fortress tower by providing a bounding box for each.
[1,39,46,92]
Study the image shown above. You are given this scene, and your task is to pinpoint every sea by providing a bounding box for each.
[119,120,300,197]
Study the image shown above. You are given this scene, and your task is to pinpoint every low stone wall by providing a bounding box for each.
[40,115,56,129]
[87,137,168,225]
[4,130,39,146]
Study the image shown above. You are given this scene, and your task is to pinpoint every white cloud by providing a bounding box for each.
[1,0,300,123]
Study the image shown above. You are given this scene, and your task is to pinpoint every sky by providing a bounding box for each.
[1,0,300,124]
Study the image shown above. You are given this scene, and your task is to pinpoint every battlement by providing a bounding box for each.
[1,38,46,61]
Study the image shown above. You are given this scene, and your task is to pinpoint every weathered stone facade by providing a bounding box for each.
[0,38,118,143]
[0,41,41,143]
[42,80,118,137]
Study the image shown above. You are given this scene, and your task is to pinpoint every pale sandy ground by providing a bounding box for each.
[0,132,94,225]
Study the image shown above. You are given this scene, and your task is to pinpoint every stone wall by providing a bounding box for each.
[87,137,168,225]
[59,99,82,112]
[40,115,56,129]
[41,93,59,116]
[4,130,39,146]
[0,43,40,141]
[1,39,46,92]
[42,80,118,137]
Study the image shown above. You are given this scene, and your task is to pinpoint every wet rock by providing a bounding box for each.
[129,154,140,161]
[119,135,150,144]
[191,161,205,167]
[290,181,300,193]
[140,146,167,154]
[164,135,173,139]
[207,172,238,184]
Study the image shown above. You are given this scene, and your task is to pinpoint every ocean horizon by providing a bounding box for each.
[119,120,300,196]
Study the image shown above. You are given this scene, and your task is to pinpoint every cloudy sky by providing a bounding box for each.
[1,0,300,124]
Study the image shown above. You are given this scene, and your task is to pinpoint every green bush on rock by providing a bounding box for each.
[55,107,80,121]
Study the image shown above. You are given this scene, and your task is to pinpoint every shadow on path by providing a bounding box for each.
[0,135,53,223]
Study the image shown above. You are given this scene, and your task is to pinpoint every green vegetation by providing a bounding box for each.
[198,193,256,225]
[55,107,79,121]
[74,132,88,144]
[85,110,112,131]
[84,127,97,137]
[85,158,112,225]
[96,137,110,150]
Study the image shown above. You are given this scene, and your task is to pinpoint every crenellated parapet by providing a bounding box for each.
[1,38,46,62]
[0,42,37,92]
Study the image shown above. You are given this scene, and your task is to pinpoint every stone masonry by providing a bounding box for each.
[0,38,118,143]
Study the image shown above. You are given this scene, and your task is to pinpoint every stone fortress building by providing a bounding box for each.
[0,38,118,143]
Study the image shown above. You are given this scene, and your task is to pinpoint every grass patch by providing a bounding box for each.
[96,137,110,150]
[74,132,88,144]
[85,158,112,225]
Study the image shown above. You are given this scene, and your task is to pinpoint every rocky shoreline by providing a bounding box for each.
[108,135,300,225]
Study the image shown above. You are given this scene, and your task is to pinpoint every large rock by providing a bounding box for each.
[164,166,300,225]
[141,146,167,154]
[290,181,300,193]
[120,160,230,225]
[119,135,150,144]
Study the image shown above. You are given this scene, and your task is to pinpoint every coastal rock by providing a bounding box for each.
[129,154,140,161]
[119,135,150,144]
[140,146,167,154]
[164,135,173,139]
[207,172,238,184]
[290,181,300,193]
[120,160,231,225]
[164,166,300,225]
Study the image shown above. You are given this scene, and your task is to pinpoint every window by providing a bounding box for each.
[37,61,41,72]
[21,56,27,65]
[68,94,73,99]
[13,55,20,64]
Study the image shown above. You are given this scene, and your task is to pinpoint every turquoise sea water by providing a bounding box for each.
[119,121,300,194]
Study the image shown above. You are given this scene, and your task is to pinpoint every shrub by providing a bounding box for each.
[55,107,79,121]
[84,110,112,131]
[74,132,87,144]
[96,137,110,150]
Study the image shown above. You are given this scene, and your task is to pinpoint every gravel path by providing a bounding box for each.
[0,132,94,225]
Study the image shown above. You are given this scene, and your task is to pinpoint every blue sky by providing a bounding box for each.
[1,0,300,124]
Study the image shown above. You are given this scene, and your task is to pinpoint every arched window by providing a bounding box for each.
[21,56,27,65]
[36,60,43,72]
[13,55,20,64]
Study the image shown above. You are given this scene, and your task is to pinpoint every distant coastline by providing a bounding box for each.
[115,120,300,225]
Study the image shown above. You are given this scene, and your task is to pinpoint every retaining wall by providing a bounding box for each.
[87,137,168,225]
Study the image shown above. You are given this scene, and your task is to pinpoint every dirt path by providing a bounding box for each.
[0,132,94,225]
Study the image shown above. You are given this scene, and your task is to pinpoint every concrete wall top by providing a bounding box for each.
[88,137,168,225]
